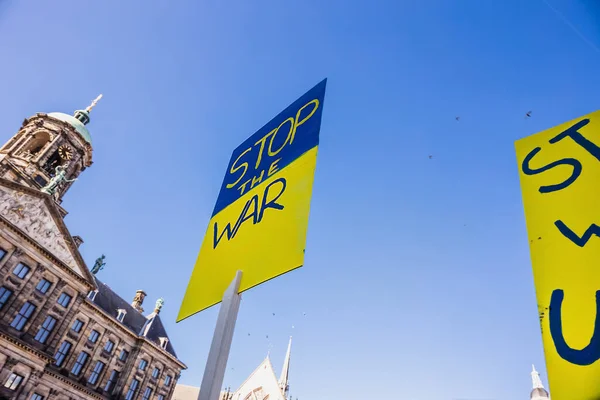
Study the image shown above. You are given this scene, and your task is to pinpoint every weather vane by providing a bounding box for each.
[85,94,103,113]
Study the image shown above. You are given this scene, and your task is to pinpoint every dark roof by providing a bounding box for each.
[141,313,178,358]
[91,277,177,358]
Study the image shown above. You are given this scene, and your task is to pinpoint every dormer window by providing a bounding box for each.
[116,309,127,323]
[87,290,98,301]
[159,337,169,350]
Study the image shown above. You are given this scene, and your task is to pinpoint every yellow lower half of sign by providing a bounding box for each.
[516,110,600,400]
[177,147,318,321]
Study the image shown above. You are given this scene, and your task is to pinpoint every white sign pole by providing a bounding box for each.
[197,270,243,400]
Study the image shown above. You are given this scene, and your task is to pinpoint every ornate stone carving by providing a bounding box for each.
[12,248,23,257]
[24,163,38,176]
[66,330,78,341]
[7,276,20,286]
[51,306,65,317]
[30,370,44,380]
[4,357,16,368]
[0,187,80,274]
[34,119,44,127]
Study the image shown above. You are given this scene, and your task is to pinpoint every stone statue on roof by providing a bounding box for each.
[91,254,106,275]
[155,298,164,313]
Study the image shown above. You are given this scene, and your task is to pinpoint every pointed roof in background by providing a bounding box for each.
[530,364,550,399]
[279,336,292,394]
[531,364,545,389]
[230,356,286,400]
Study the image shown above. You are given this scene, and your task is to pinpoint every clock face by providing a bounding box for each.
[58,145,73,161]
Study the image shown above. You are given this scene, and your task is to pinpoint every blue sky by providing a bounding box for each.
[1,0,600,398]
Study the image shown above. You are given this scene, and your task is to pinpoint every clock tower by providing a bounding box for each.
[0,95,101,205]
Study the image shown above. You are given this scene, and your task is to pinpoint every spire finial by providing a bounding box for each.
[279,337,292,395]
[531,364,545,389]
[85,94,103,113]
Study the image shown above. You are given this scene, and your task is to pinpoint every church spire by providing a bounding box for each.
[279,337,292,395]
[530,364,550,399]
[531,364,545,389]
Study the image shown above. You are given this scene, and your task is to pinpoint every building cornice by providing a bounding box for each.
[138,334,188,370]
[0,215,93,290]
[0,331,52,363]
[43,368,105,400]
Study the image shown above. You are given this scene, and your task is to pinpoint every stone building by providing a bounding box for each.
[0,97,186,399]
[173,337,292,400]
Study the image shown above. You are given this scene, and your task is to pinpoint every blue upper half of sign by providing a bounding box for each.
[212,79,327,217]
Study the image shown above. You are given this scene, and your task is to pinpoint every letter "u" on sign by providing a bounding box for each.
[550,289,600,366]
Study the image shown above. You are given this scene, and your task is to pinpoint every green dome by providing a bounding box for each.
[48,112,92,144]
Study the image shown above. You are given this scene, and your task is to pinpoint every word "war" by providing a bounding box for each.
[213,177,287,249]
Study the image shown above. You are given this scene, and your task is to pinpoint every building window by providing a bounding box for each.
[10,301,36,331]
[71,319,84,333]
[0,248,6,259]
[43,148,63,175]
[141,386,153,400]
[87,360,105,385]
[119,349,129,361]
[57,292,72,307]
[104,339,115,353]
[30,394,44,400]
[117,309,127,322]
[159,337,169,350]
[125,379,140,400]
[34,175,47,187]
[158,395,165,400]
[138,359,148,371]
[152,367,160,379]
[54,341,72,367]
[35,278,52,294]
[87,290,98,301]
[34,315,57,344]
[71,351,89,376]
[165,374,172,386]
[3,373,24,390]
[0,286,13,310]
[12,262,30,279]
[104,369,119,392]
[88,329,100,343]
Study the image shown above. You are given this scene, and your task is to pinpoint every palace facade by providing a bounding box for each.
[0,98,186,399]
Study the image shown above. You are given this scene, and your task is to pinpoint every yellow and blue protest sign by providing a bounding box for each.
[178,79,327,321]
[516,111,600,400]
